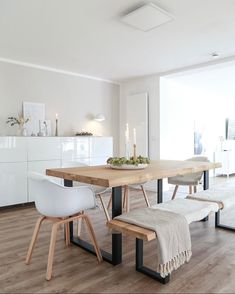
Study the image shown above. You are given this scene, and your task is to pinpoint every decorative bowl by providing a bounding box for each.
[108,164,149,170]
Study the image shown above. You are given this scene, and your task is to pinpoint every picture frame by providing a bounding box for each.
[23,102,45,136]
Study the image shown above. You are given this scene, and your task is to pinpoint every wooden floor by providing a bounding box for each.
[1,176,235,293]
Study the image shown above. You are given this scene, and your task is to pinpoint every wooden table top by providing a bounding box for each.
[46,160,221,188]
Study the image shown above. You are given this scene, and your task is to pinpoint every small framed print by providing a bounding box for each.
[23,102,45,136]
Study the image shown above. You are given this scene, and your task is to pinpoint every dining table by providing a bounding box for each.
[46,159,221,267]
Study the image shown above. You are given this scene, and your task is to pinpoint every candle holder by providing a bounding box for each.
[133,144,137,160]
[125,141,130,159]
[55,119,58,136]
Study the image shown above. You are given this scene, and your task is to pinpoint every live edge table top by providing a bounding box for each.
[46,160,221,188]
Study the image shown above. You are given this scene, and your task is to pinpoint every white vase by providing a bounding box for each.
[22,127,27,136]
[16,125,27,136]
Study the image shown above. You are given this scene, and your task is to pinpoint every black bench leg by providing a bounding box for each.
[135,238,170,284]
[215,210,235,232]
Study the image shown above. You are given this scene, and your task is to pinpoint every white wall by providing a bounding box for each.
[160,78,195,160]
[120,60,235,166]
[0,61,120,155]
[160,66,235,162]
[120,75,160,160]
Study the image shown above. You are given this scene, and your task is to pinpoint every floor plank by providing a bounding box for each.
[1,176,235,293]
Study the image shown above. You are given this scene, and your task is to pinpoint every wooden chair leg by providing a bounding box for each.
[140,185,150,207]
[98,194,110,221]
[83,215,102,262]
[46,223,58,281]
[125,186,130,213]
[189,186,192,194]
[171,185,179,200]
[123,186,127,208]
[26,216,46,265]
[122,185,128,208]
[77,210,84,237]
[107,195,112,210]
[65,222,70,246]
[194,185,197,193]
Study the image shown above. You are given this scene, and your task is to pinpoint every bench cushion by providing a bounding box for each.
[151,198,219,224]
[187,186,235,210]
[107,198,220,241]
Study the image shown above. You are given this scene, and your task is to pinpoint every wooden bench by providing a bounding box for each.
[107,198,235,284]
[107,219,170,284]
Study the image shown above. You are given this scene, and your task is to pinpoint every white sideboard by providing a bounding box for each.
[0,136,113,207]
[214,150,235,177]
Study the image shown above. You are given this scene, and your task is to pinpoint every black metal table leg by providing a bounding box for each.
[64,180,74,237]
[201,170,209,222]
[157,179,163,204]
[203,170,209,190]
[64,179,122,265]
[111,186,122,265]
[135,238,170,284]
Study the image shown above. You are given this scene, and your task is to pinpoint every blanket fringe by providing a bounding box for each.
[157,250,192,278]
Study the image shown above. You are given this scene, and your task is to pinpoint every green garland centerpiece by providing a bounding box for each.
[107,156,150,167]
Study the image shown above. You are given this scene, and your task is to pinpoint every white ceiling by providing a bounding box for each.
[1,0,235,82]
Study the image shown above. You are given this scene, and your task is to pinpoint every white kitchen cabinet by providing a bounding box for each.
[61,159,90,168]
[90,137,113,159]
[89,157,109,166]
[28,137,61,161]
[0,162,27,206]
[214,150,235,177]
[0,137,27,162]
[61,137,89,161]
[89,137,113,166]
[0,137,28,206]
[0,136,113,207]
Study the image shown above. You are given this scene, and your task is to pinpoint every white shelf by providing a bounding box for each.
[0,136,113,207]
[214,150,235,177]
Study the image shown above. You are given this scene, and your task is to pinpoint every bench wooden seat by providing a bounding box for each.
[107,219,156,241]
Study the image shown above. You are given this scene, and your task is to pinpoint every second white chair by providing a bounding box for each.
[168,156,209,200]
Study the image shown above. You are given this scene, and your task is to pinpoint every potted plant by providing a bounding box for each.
[6,115,30,136]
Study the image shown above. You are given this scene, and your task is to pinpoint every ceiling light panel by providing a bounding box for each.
[121,2,174,32]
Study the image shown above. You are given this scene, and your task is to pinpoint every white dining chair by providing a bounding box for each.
[168,156,209,200]
[25,172,102,281]
[61,161,111,221]
[122,183,150,212]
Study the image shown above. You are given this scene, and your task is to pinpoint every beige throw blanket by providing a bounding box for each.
[115,208,192,278]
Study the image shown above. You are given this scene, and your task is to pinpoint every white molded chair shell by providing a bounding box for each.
[168,156,209,186]
[28,172,96,218]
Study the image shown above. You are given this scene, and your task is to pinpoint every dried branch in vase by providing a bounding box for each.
[6,115,30,127]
